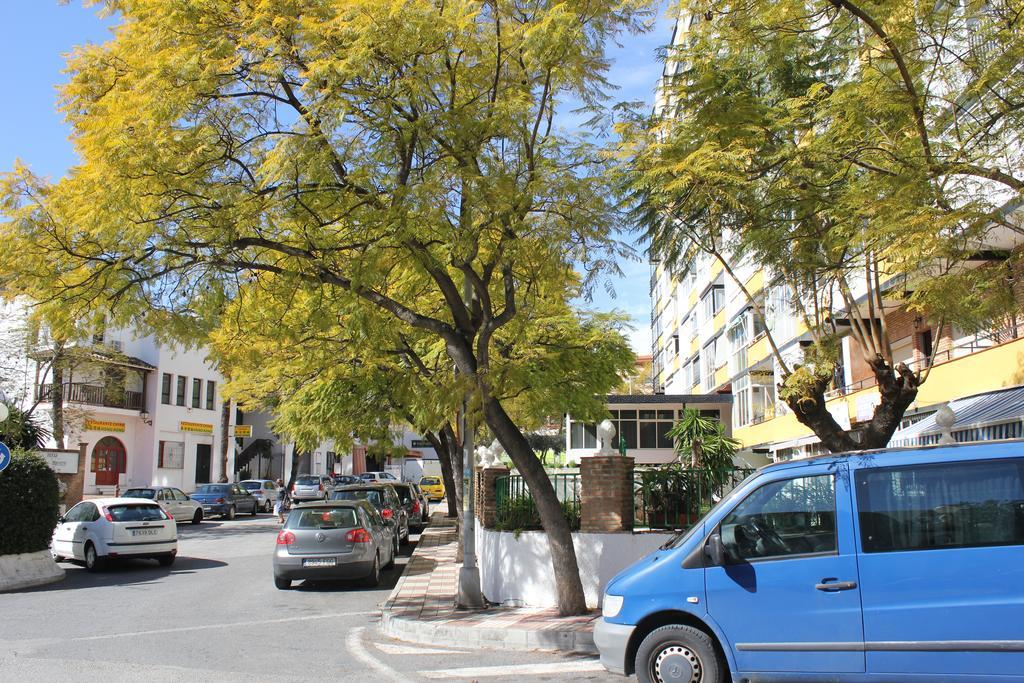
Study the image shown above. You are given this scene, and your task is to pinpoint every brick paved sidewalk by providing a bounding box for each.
[381,516,599,653]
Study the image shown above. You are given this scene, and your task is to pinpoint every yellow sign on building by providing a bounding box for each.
[180,421,213,434]
[233,424,252,437]
[84,419,126,433]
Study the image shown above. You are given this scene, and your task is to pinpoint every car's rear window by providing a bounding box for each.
[240,482,262,490]
[421,477,440,485]
[296,476,320,485]
[392,485,413,504]
[108,504,166,522]
[331,490,383,507]
[194,484,229,494]
[359,473,376,479]
[290,508,359,529]
[123,488,155,499]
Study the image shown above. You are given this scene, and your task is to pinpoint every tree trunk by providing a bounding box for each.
[424,424,461,518]
[481,392,587,616]
[219,400,231,482]
[784,355,921,452]
[51,344,65,449]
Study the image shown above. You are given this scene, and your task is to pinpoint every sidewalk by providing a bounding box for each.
[381,516,599,654]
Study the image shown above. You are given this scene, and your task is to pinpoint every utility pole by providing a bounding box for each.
[457,276,484,610]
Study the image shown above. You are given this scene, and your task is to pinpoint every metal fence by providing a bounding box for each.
[494,473,581,531]
[634,467,754,530]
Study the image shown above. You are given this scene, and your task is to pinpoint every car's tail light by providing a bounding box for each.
[412,500,420,514]
[346,528,372,543]
[215,498,226,504]
[101,507,113,522]
[160,509,173,521]
[276,530,295,545]
[381,508,394,520]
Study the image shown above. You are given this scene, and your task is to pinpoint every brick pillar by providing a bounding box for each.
[581,456,635,533]
[475,465,509,529]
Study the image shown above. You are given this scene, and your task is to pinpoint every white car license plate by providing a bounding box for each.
[302,557,337,567]
[131,529,159,536]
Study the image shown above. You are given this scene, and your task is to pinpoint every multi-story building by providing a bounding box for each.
[1,305,240,495]
[648,11,1024,461]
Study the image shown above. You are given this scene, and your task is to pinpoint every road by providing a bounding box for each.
[1,508,622,682]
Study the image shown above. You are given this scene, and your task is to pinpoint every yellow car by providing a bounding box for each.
[419,476,445,502]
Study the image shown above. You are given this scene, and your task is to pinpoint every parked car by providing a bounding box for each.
[123,486,204,524]
[240,479,280,512]
[594,441,1024,683]
[291,474,333,502]
[419,475,445,502]
[51,498,177,571]
[390,482,426,531]
[272,500,397,589]
[330,483,409,545]
[409,482,430,525]
[359,471,398,482]
[331,474,361,487]
[190,483,259,519]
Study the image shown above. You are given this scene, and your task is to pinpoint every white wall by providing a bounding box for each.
[475,527,674,609]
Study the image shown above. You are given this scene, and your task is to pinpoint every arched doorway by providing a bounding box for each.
[92,436,127,486]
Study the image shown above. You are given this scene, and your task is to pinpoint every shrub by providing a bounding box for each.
[0,449,60,555]
[494,495,580,533]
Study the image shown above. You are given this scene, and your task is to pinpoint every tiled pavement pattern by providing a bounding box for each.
[381,515,599,653]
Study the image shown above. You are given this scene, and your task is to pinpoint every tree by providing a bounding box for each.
[668,408,739,470]
[624,0,1024,452]
[0,0,650,614]
[0,402,52,451]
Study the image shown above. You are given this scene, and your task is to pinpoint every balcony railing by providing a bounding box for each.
[37,383,144,411]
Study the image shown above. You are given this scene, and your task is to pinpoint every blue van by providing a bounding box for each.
[594,442,1024,682]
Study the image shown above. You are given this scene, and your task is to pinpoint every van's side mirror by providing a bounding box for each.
[705,533,726,567]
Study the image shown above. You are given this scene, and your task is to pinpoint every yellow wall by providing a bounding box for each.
[748,335,772,366]
[733,337,1024,449]
[713,309,726,335]
[714,365,730,390]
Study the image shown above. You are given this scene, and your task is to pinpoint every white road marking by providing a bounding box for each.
[420,659,606,679]
[374,642,468,656]
[347,626,410,682]
[68,611,378,642]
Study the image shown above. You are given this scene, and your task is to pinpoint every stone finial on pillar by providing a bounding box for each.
[595,419,618,456]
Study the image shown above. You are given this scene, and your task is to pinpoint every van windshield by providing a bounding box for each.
[659,473,759,550]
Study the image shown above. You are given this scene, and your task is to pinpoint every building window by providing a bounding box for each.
[701,285,725,322]
[175,376,186,406]
[701,339,717,392]
[728,317,749,376]
[206,380,215,410]
[161,373,172,405]
[158,441,185,469]
[569,421,597,449]
[192,378,202,408]
[691,354,701,390]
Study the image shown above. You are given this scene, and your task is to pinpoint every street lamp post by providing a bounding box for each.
[457,276,484,610]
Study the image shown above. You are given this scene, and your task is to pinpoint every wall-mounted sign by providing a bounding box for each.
[180,421,213,434]
[39,451,79,474]
[232,424,253,438]
[410,439,433,448]
[84,419,126,433]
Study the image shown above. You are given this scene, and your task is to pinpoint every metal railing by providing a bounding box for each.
[493,473,581,531]
[37,382,144,410]
[634,467,754,530]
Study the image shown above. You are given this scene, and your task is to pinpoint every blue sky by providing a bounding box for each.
[0,1,672,355]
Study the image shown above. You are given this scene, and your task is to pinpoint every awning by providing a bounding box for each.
[889,384,1024,447]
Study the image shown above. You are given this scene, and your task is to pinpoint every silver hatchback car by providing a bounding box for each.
[272,500,397,589]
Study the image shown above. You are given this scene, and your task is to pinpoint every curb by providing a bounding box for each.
[0,550,65,592]
[380,609,597,655]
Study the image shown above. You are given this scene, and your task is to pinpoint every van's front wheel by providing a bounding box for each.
[635,624,723,683]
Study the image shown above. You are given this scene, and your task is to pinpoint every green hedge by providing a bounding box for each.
[0,449,60,555]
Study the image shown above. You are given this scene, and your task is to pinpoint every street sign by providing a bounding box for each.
[0,442,11,473]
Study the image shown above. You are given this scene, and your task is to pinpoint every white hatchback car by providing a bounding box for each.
[52,498,178,572]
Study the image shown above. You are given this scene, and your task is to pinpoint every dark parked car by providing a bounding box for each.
[330,484,409,545]
[331,475,361,487]
[409,483,431,525]
[190,483,259,519]
[390,482,426,531]
[272,500,397,589]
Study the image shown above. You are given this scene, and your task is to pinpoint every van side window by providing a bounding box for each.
[856,458,1024,553]
[720,474,836,562]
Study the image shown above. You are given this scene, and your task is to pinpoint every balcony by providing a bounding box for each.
[37,383,144,411]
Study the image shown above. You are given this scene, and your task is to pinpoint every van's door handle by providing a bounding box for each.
[816,579,858,591]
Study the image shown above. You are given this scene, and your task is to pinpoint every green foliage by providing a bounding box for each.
[667,408,740,471]
[493,496,581,533]
[0,403,52,451]
[0,449,60,555]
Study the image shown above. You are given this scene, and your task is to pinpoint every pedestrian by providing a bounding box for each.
[275,479,290,523]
